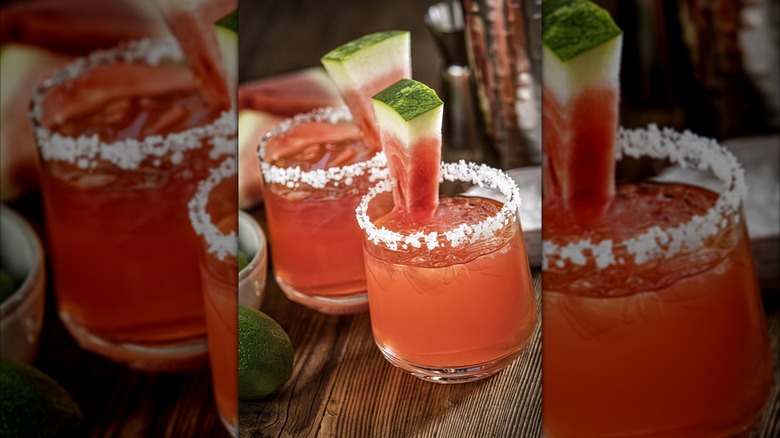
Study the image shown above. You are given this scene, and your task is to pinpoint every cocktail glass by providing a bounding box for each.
[542,126,774,436]
[356,161,538,383]
[188,157,238,437]
[257,106,387,315]
[30,37,236,371]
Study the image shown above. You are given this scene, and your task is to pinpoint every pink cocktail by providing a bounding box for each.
[358,161,538,382]
[542,127,773,436]
[189,157,238,436]
[258,106,386,314]
[31,38,235,371]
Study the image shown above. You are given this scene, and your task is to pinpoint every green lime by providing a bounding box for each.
[237,250,250,272]
[238,306,293,399]
[215,9,238,33]
[0,269,15,304]
[0,359,84,437]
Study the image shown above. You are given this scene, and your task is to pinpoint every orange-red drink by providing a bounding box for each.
[189,158,238,436]
[31,38,236,371]
[542,127,773,437]
[358,162,537,382]
[258,106,386,314]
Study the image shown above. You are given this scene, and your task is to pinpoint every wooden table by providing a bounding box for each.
[7,194,229,438]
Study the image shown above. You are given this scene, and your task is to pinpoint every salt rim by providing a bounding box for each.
[542,124,747,270]
[188,157,237,261]
[258,106,388,189]
[30,37,236,171]
[356,160,522,251]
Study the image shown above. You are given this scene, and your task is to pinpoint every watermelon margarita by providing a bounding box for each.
[357,161,537,382]
[258,106,387,314]
[542,1,771,434]
[188,157,238,436]
[542,127,773,437]
[31,38,235,370]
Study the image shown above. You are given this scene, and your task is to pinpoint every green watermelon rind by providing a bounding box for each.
[372,79,443,142]
[322,30,407,62]
[542,0,622,63]
[320,31,410,90]
[542,35,621,102]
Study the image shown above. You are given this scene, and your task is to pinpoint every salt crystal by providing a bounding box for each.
[187,157,238,261]
[31,38,236,172]
[259,106,387,190]
[545,126,746,269]
[356,161,522,251]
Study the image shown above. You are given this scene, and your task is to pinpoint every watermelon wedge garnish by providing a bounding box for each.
[372,79,443,220]
[321,30,411,153]
[542,0,622,224]
[153,0,236,112]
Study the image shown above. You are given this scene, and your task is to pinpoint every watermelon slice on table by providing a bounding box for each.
[238,67,343,117]
[372,79,443,221]
[0,44,70,202]
[542,0,622,224]
[321,30,411,153]
[0,0,168,55]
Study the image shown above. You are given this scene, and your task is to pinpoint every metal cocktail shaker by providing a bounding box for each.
[425,0,492,166]
[461,0,542,169]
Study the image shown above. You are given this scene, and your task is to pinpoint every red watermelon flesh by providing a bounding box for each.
[541,0,623,225]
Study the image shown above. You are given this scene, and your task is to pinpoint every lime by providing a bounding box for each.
[0,359,84,437]
[237,250,250,272]
[215,9,237,33]
[0,269,15,304]
[238,306,294,399]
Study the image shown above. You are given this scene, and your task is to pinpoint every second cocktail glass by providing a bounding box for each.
[30,37,236,371]
[188,157,238,437]
[258,106,386,314]
[357,161,538,383]
[542,126,773,436]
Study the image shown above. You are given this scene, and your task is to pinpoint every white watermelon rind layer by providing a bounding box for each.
[372,79,443,147]
[542,34,622,103]
[321,31,411,91]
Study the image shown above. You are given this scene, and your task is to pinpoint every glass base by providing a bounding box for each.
[376,342,524,384]
[275,274,368,315]
[60,312,209,372]
[219,413,237,438]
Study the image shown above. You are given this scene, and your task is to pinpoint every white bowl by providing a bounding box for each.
[0,205,45,363]
[238,211,268,309]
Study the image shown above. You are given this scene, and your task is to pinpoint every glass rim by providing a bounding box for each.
[188,156,237,261]
[356,160,522,251]
[542,125,747,270]
[29,36,236,171]
[257,105,388,189]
